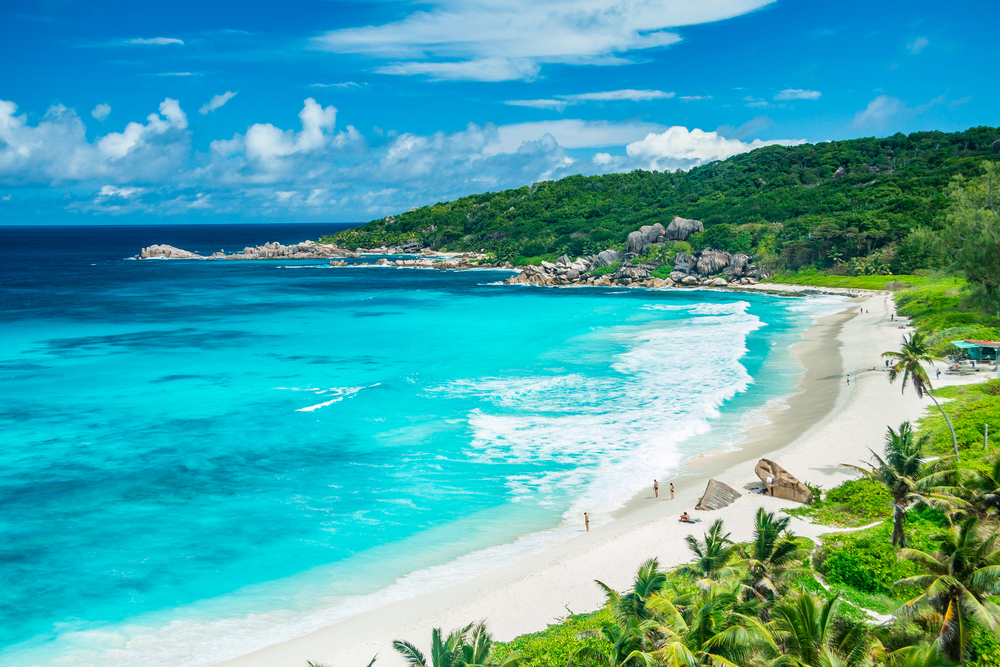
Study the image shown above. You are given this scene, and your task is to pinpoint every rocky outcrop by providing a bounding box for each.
[993,140,1000,155]
[593,249,623,268]
[697,249,732,275]
[695,479,742,511]
[626,223,668,254]
[140,244,202,259]
[665,217,704,241]
[754,459,813,504]
[833,166,847,179]
[138,241,348,260]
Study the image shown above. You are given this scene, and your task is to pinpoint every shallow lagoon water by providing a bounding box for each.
[0,224,842,666]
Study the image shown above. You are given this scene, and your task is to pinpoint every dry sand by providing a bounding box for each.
[217,287,992,667]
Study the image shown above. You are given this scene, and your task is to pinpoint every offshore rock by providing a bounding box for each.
[140,244,202,259]
[695,479,742,511]
[665,216,704,241]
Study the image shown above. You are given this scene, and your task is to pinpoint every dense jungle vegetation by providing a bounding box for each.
[323,126,1000,278]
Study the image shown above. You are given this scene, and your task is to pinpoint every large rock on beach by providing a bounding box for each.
[665,217,704,241]
[754,459,813,504]
[697,249,732,275]
[695,479,742,511]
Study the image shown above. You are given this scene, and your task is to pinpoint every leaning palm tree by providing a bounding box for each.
[882,332,960,461]
[849,422,966,548]
[738,508,810,600]
[769,590,873,667]
[896,517,1000,663]
[597,558,669,622]
[677,519,742,587]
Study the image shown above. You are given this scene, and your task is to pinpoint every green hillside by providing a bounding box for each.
[323,126,1000,273]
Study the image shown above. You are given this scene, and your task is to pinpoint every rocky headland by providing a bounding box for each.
[506,217,764,288]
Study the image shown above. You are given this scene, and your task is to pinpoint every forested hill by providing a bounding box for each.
[324,126,1000,272]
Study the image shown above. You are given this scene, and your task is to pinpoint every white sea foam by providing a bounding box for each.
[278,384,381,412]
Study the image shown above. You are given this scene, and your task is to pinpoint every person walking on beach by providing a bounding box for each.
[846,374,850,386]
[584,512,589,532]
[653,479,659,498]
[670,482,675,499]
[937,369,941,379]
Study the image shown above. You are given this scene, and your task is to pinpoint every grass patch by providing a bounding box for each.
[768,270,941,291]
[785,478,892,527]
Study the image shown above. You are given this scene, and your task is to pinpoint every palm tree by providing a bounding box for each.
[895,517,1000,663]
[769,590,872,667]
[569,617,657,667]
[962,454,1000,517]
[597,558,668,622]
[738,508,810,600]
[882,332,960,461]
[678,519,742,586]
[393,623,519,667]
[648,581,774,667]
[850,422,966,548]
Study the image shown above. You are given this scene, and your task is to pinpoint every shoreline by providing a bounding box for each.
[215,288,965,667]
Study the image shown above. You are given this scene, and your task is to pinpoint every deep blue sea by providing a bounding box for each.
[0,223,845,666]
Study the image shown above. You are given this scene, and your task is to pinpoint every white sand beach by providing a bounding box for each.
[217,288,993,667]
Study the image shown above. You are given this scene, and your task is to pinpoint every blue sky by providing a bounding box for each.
[1,0,997,224]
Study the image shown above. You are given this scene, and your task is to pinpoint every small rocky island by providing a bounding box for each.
[135,216,764,289]
[137,241,351,260]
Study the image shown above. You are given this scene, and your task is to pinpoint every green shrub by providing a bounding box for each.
[970,626,1000,667]
[821,527,909,594]
[651,266,672,279]
[490,608,612,667]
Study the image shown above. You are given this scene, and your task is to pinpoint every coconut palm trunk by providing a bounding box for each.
[926,390,961,462]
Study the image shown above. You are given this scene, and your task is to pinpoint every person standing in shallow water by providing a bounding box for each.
[670,482,675,499]
[584,512,589,532]
[653,479,659,498]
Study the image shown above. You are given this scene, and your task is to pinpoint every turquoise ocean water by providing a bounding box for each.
[0,224,845,666]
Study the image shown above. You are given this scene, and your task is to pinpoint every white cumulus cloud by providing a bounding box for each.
[313,0,776,81]
[774,89,821,100]
[199,91,238,115]
[91,103,111,121]
[127,37,184,45]
[907,36,929,54]
[625,126,804,171]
